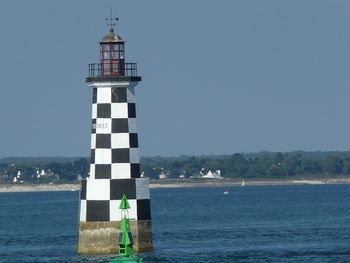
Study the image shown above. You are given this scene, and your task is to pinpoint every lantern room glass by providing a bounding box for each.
[100,43,125,76]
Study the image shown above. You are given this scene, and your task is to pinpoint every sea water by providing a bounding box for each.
[0,185,349,262]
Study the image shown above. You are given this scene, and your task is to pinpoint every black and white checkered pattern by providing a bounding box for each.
[90,86,140,179]
[80,178,151,221]
[79,82,151,222]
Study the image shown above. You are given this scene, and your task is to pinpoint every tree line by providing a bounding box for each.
[141,151,350,179]
[0,158,89,183]
[0,151,350,183]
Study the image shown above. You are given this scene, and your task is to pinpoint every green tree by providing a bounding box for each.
[324,155,343,176]
[266,164,284,177]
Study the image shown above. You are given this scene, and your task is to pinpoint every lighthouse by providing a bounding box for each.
[78,17,152,254]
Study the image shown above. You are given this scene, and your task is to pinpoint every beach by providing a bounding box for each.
[149,178,350,188]
[0,177,350,193]
[0,183,81,193]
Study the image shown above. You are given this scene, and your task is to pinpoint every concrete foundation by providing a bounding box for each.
[78,220,152,254]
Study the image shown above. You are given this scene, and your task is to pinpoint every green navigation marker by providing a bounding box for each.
[119,194,131,210]
[110,194,143,263]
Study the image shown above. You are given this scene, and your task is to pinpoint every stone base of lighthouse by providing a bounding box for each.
[78,177,152,254]
[78,220,152,254]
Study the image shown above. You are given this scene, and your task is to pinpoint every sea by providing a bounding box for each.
[0,185,350,263]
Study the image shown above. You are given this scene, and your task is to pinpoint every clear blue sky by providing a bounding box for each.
[0,0,350,157]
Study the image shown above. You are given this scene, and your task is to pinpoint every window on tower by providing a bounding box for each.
[112,51,118,59]
[104,52,110,59]
[104,44,110,51]
[104,62,111,75]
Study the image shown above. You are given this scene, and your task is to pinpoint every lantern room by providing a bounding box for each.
[100,28,125,76]
[87,18,139,81]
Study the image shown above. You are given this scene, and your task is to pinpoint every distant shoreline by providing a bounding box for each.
[0,178,350,193]
[149,178,350,188]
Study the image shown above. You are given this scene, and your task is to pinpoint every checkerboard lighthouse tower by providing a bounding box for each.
[78,17,152,254]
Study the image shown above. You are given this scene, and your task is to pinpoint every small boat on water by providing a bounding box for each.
[241,180,245,187]
[223,190,229,195]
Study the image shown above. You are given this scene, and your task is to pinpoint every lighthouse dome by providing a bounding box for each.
[102,29,123,43]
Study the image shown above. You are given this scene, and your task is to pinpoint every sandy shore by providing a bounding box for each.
[0,178,350,193]
[149,178,350,188]
[0,183,81,193]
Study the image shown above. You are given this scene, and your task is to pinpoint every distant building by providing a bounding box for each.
[200,168,222,179]
[179,170,186,178]
[159,171,167,179]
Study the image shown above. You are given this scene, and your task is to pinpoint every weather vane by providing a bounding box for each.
[106,8,119,32]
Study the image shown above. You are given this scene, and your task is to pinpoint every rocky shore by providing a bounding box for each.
[0,177,350,193]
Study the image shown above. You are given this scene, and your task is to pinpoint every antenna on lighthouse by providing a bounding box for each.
[106,8,119,32]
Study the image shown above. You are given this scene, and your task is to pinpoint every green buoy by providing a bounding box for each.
[110,194,143,263]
